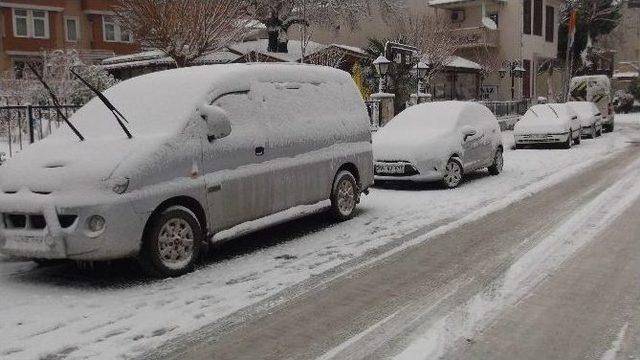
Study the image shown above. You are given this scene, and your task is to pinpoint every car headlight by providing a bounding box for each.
[110,177,130,194]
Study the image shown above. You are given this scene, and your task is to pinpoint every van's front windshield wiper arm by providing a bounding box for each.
[26,62,85,141]
[70,67,133,139]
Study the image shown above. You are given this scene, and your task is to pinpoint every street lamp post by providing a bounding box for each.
[414,61,429,97]
[499,60,526,101]
[373,55,391,93]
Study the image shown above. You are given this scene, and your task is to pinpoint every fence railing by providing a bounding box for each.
[481,99,530,118]
[0,104,81,158]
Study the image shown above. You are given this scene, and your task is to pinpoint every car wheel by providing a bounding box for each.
[596,127,602,137]
[139,207,202,278]
[442,158,463,189]
[574,130,581,145]
[330,170,358,221]
[488,148,503,175]
[563,133,572,149]
[590,125,597,139]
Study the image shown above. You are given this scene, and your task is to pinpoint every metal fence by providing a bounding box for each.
[481,99,531,118]
[0,104,81,158]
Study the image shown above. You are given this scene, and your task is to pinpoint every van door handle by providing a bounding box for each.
[255,146,265,156]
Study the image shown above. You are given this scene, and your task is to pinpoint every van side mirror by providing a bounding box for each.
[200,105,231,142]
[461,126,477,141]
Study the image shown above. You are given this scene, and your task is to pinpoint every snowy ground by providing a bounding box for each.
[0,113,638,360]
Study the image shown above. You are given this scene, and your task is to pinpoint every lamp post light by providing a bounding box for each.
[499,60,526,101]
[414,61,430,95]
[373,55,391,93]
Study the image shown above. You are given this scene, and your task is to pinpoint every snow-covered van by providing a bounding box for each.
[0,64,373,277]
[569,75,614,132]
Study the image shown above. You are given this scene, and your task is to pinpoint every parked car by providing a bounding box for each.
[514,103,581,149]
[0,64,374,277]
[566,101,603,138]
[569,75,615,132]
[373,101,504,189]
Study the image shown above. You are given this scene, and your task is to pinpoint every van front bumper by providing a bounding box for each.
[0,192,144,261]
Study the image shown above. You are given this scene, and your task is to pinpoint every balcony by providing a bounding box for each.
[451,26,499,48]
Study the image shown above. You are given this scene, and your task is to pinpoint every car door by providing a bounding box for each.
[202,91,271,232]
[459,117,484,170]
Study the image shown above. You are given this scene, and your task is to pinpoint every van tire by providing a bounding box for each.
[330,170,358,221]
[139,207,202,278]
[488,148,503,175]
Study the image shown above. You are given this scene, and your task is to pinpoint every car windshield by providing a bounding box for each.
[567,102,597,117]
[524,105,558,121]
[548,104,576,119]
[51,68,215,140]
[385,102,461,133]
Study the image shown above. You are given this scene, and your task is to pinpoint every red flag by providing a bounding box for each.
[568,10,577,48]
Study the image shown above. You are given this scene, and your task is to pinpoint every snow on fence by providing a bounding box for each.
[0,104,81,159]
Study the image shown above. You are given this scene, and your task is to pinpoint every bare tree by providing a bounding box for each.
[115,0,250,67]
[246,0,403,53]
[392,13,461,83]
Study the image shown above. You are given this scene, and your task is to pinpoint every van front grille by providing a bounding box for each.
[2,214,77,229]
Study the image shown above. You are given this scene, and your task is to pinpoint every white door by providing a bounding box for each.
[203,91,271,231]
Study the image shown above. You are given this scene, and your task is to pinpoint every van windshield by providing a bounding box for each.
[51,69,214,140]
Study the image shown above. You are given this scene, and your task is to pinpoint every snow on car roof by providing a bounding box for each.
[567,101,598,116]
[55,63,351,140]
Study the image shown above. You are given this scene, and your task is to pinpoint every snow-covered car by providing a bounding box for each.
[569,75,615,132]
[373,101,504,188]
[0,64,374,277]
[566,101,603,138]
[514,103,581,149]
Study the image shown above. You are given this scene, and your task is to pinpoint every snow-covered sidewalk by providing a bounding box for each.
[0,113,638,360]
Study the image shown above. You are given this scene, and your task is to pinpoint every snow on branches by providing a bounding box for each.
[247,0,404,53]
[114,0,251,67]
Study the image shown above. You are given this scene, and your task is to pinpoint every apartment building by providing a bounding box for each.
[0,0,139,77]
[310,0,565,101]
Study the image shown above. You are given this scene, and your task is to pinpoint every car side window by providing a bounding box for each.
[211,91,260,139]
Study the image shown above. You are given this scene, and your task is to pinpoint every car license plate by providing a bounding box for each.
[376,163,405,174]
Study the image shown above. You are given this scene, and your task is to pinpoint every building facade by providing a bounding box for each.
[0,0,138,77]
[310,0,565,102]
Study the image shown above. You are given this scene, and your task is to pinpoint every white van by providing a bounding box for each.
[0,64,373,277]
[569,75,615,132]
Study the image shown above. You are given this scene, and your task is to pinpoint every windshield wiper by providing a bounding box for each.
[70,67,133,139]
[26,62,85,141]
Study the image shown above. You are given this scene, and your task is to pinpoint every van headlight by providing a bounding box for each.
[87,215,106,232]
[110,177,130,194]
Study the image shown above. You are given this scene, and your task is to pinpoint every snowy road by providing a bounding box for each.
[0,114,639,359]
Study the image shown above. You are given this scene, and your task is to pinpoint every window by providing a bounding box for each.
[545,6,555,42]
[489,13,499,27]
[65,16,79,42]
[523,0,531,35]
[12,8,49,39]
[13,61,26,79]
[102,15,133,43]
[533,0,543,36]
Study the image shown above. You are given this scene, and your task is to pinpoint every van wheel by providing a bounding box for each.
[330,170,358,221]
[442,158,463,189]
[139,207,202,278]
[488,148,503,175]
